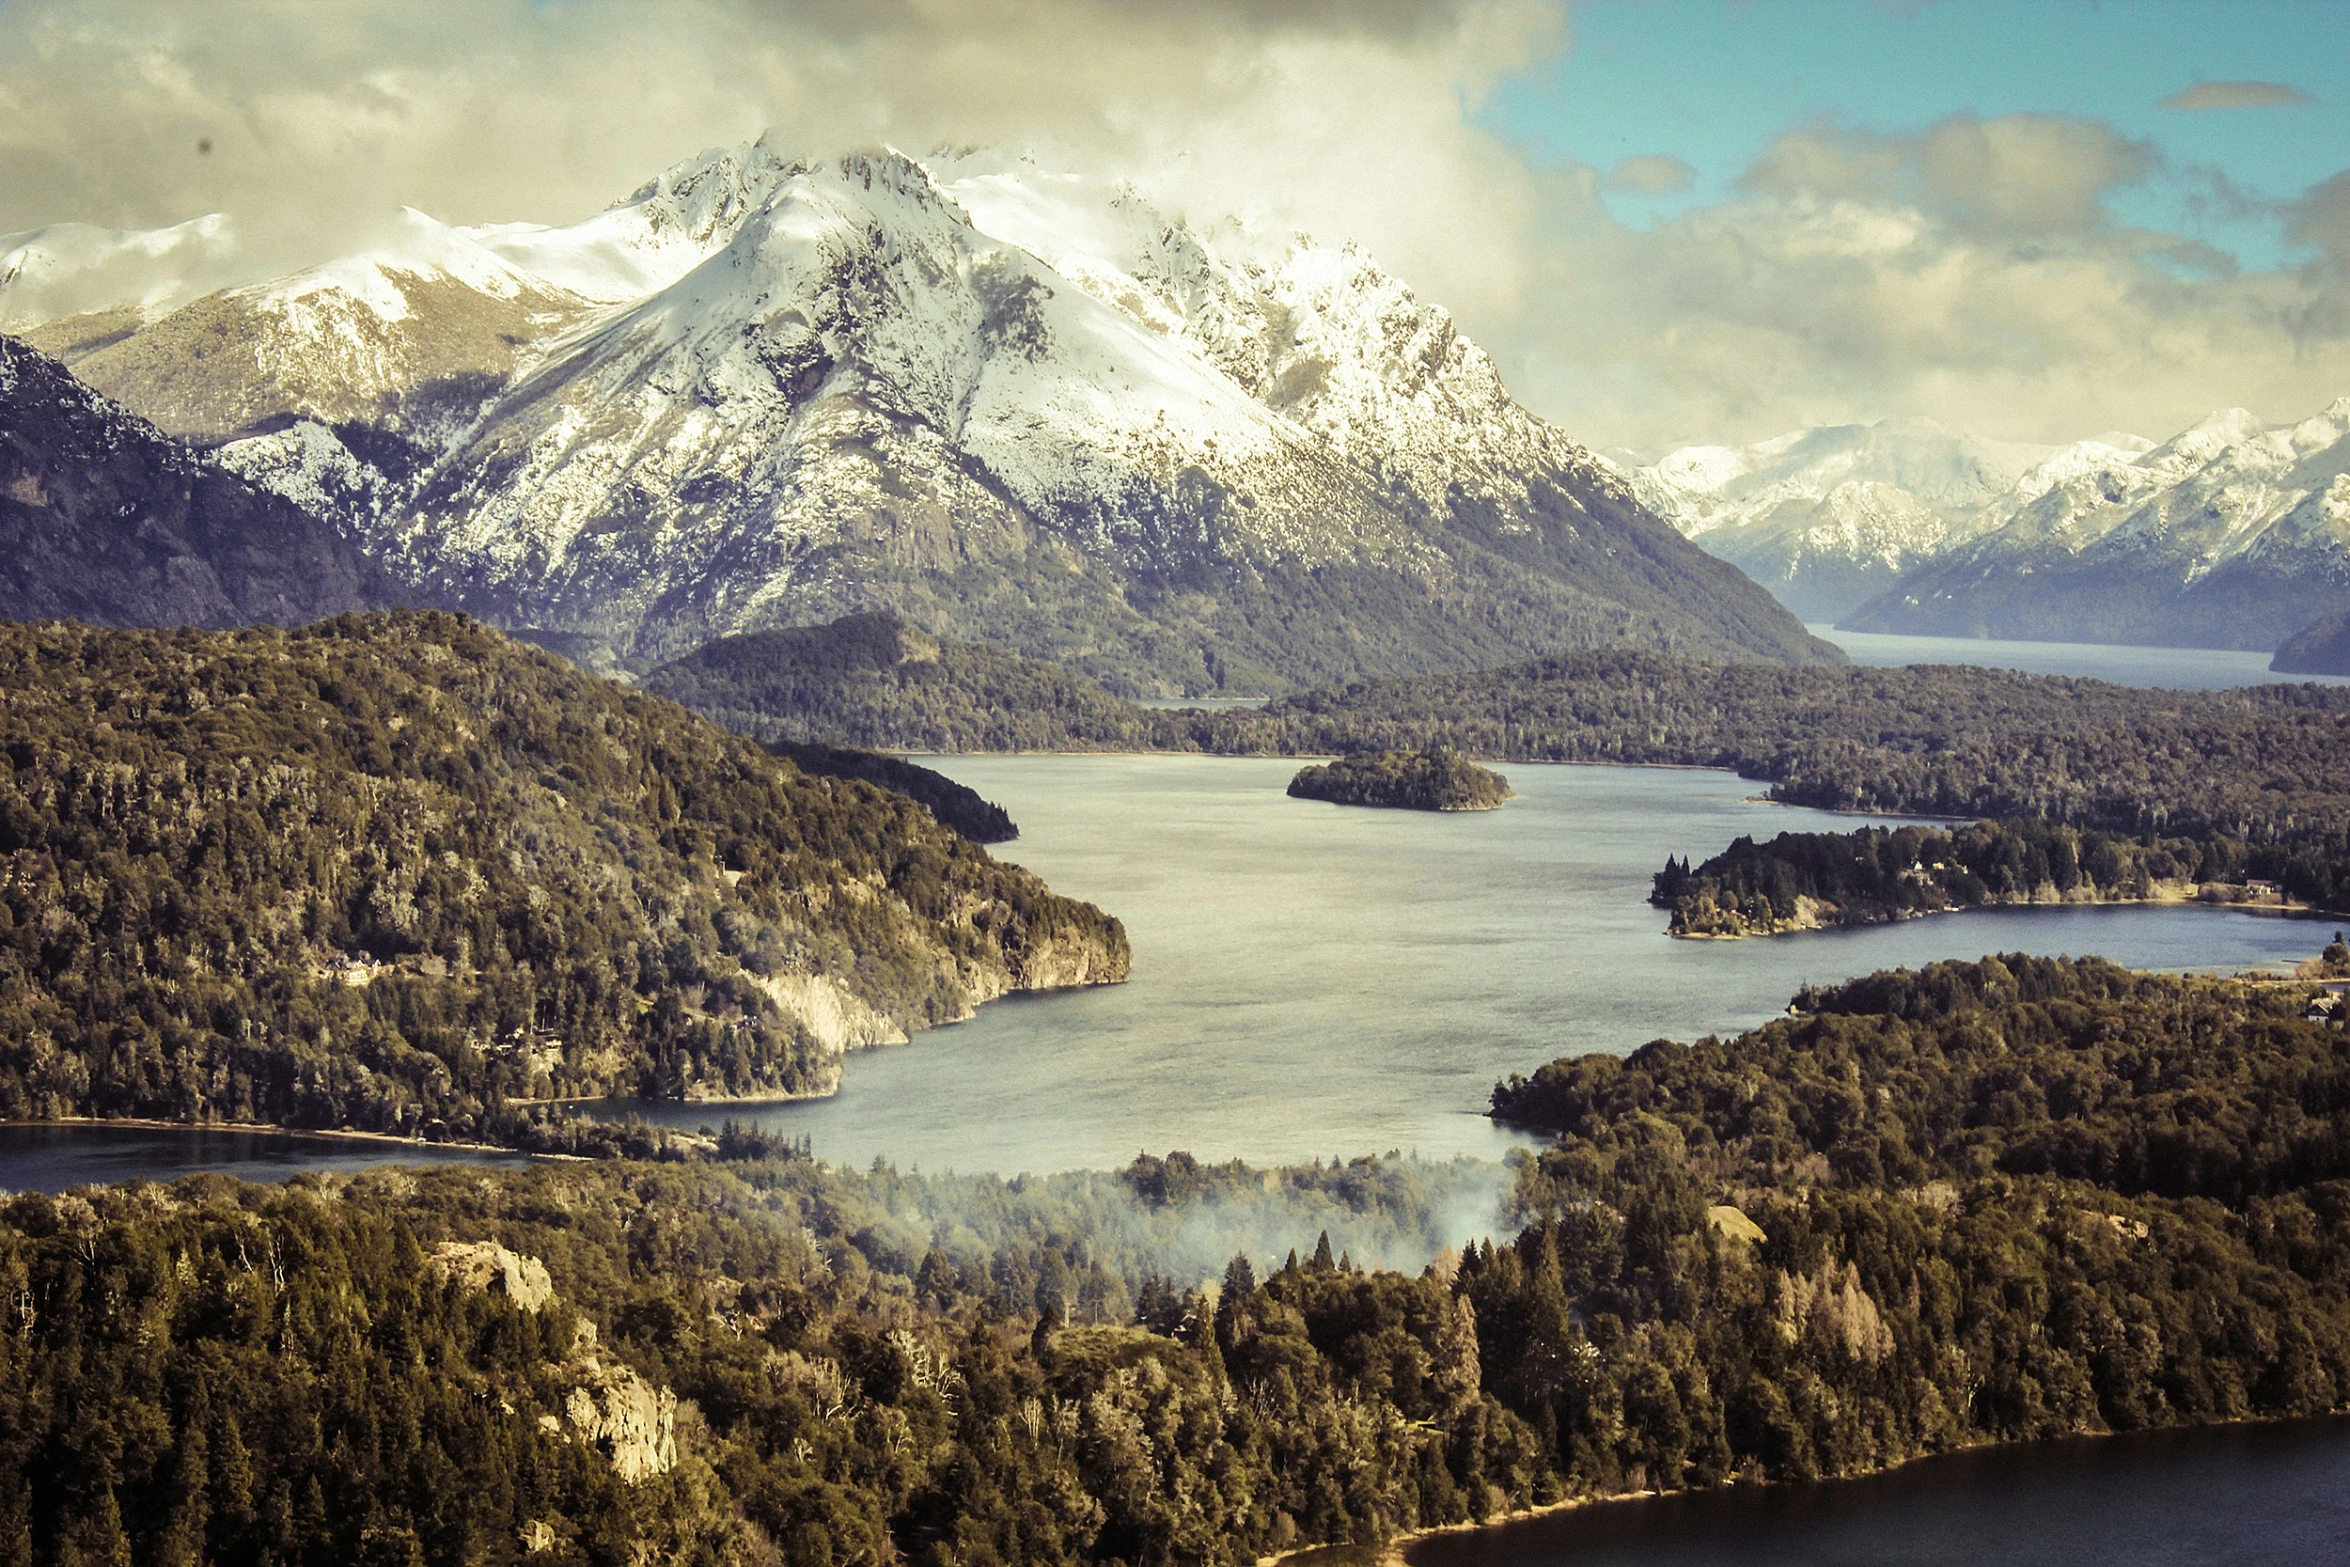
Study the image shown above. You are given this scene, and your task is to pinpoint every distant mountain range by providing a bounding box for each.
[5,141,1832,693]
[1634,403,2350,652]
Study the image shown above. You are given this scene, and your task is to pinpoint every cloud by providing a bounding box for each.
[2163,80,2313,112]
[0,0,1561,323]
[3,4,2348,461]
[1743,113,2152,238]
[1499,118,2350,456]
[1604,154,1695,195]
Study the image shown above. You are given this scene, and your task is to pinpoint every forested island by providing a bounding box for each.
[0,613,1126,1147]
[8,954,2350,1565]
[1287,749,1514,811]
[1652,819,2303,937]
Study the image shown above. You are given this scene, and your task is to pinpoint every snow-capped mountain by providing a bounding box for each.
[1842,399,2350,650]
[1626,419,2140,621]
[14,141,1829,691]
[0,213,252,332]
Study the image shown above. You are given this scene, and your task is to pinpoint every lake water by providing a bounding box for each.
[1810,624,2350,689]
[592,756,2337,1175]
[1404,1416,2350,1567]
[0,1123,526,1196]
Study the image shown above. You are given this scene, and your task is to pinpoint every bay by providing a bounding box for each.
[596,757,2339,1174]
[1398,1416,2350,1567]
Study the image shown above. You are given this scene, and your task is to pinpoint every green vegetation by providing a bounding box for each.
[0,612,1125,1146]
[1652,819,2289,937]
[1288,750,1513,812]
[764,743,1017,845]
[640,614,1159,752]
[641,626,2350,922]
[10,955,2350,1564]
[1209,651,2350,919]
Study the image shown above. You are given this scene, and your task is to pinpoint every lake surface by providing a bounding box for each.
[1810,624,2350,689]
[596,757,2337,1174]
[1405,1416,2350,1567]
[0,1123,525,1195]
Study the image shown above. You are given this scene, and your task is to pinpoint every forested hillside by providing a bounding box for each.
[641,614,1160,751]
[0,612,1126,1143]
[1652,820,2294,937]
[7,956,2350,1565]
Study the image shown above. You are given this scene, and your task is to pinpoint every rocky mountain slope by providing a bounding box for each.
[0,334,400,627]
[17,141,1833,692]
[1840,399,2350,649]
[0,611,1127,1139]
[1629,419,2152,622]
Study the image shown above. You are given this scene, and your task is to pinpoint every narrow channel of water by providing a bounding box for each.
[0,1123,525,1195]
[1809,624,2350,689]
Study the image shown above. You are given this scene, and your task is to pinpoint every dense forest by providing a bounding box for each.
[1287,750,1514,812]
[7,956,2350,1565]
[1651,819,2288,936]
[0,613,1125,1146]
[641,615,1160,753]
[763,743,1018,845]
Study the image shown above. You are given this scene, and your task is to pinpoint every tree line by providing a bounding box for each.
[8,956,2350,1564]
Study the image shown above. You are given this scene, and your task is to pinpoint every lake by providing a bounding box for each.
[0,1122,526,1196]
[1810,624,2350,689]
[591,756,2338,1174]
[1401,1416,2350,1567]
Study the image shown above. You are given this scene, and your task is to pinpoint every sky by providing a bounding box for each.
[2,0,2347,455]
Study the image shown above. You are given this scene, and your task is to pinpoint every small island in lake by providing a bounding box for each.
[1287,748,1513,811]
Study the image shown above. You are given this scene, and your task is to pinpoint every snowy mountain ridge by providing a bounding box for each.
[1841,396,2350,649]
[13,140,1828,690]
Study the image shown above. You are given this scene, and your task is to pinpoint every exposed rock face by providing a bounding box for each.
[562,1360,679,1483]
[428,1240,557,1312]
[427,1239,677,1482]
[0,335,402,627]
[22,142,1834,691]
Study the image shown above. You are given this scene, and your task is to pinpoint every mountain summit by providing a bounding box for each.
[23,142,1833,691]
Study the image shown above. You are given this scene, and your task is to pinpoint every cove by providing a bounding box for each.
[592,757,2337,1174]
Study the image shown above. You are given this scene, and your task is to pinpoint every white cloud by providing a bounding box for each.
[3,4,2348,456]
[2163,80,2313,112]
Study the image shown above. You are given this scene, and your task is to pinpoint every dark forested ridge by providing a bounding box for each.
[640,614,1160,752]
[0,612,1126,1144]
[10,955,2350,1565]
[1287,750,1514,812]
[1652,820,2302,937]
[2272,608,2350,676]
[764,742,1018,845]
[0,335,403,629]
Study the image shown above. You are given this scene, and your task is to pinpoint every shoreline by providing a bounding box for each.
[2,1115,530,1158]
[1269,1408,2350,1566]
[1669,887,2345,942]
